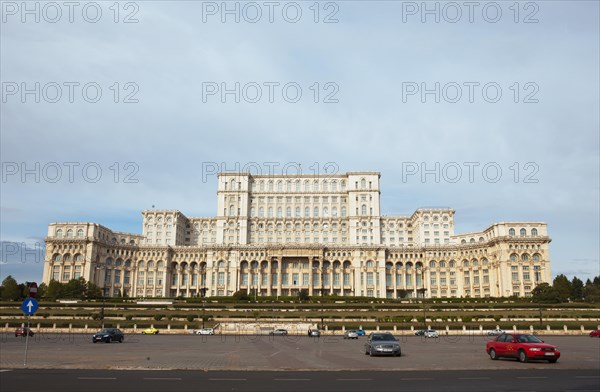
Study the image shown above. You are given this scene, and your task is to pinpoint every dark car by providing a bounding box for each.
[364,333,402,357]
[414,330,426,336]
[486,333,560,363]
[93,328,124,343]
[15,327,34,337]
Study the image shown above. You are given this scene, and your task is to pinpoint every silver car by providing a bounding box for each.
[364,333,401,357]
[344,330,359,339]
[308,329,321,337]
[269,328,288,336]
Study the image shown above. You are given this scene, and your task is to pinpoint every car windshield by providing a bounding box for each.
[516,335,543,343]
[98,329,112,333]
[372,334,395,341]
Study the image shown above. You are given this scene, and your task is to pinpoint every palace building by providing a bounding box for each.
[42,172,552,299]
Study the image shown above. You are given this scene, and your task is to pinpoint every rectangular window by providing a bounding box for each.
[292,273,299,286]
[512,272,519,281]
[303,273,309,286]
[262,273,268,286]
[217,272,224,285]
[313,273,320,286]
[282,274,288,285]
[242,273,248,286]
[366,272,373,285]
[344,273,350,286]
[272,273,278,286]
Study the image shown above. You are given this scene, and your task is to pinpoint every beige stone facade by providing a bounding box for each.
[42,172,552,299]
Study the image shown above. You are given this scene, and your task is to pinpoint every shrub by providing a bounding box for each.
[153,314,164,321]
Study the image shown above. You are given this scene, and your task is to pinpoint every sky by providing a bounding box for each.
[1,0,599,284]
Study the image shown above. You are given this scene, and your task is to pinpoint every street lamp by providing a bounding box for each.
[95,266,105,328]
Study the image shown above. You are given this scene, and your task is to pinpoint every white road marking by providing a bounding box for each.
[575,376,600,378]
[517,377,547,379]
[0,370,13,373]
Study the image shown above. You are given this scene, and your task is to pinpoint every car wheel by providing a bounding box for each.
[93,340,97,343]
[119,337,123,343]
[369,348,374,357]
[105,338,110,343]
[518,350,528,363]
[489,349,498,360]
[365,348,369,355]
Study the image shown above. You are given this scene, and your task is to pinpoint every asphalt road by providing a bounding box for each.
[1,334,598,371]
[1,369,599,392]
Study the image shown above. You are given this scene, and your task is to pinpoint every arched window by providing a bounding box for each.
[77,229,84,238]
[439,261,446,268]
[313,180,319,191]
[286,181,292,191]
[469,238,475,243]
[259,207,264,217]
[268,207,274,218]
[449,260,455,268]
[332,181,338,191]
[532,253,540,261]
[250,207,256,217]
[304,180,310,191]
[479,237,484,242]
[277,181,283,191]
[53,254,61,262]
[366,260,373,268]
[509,228,515,236]
[295,207,301,217]
[66,229,73,238]
[218,260,225,268]
[361,205,367,215]
[277,207,282,218]
[323,207,329,217]
[295,181,301,192]
[341,207,347,217]
[521,254,529,261]
[341,181,346,191]
[332,207,338,217]
[314,207,319,217]
[510,254,517,262]
[147,260,154,269]
[259,181,265,191]
[463,260,469,267]
[429,261,437,268]
[520,228,526,236]
[286,207,291,218]
[461,239,466,244]
[56,229,63,238]
[268,181,274,191]
[304,207,310,217]
[229,205,236,216]
[531,228,538,236]
[360,178,366,189]
[323,181,328,191]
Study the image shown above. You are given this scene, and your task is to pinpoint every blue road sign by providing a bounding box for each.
[21,298,38,315]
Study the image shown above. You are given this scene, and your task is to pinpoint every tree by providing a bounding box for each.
[583,277,600,303]
[570,277,584,301]
[63,278,87,299]
[531,282,561,303]
[553,274,572,302]
[45,280,63,298]
[37,282,47,298]
[298,289,310,302]
[232,290,249,301]
[1,275,21,300]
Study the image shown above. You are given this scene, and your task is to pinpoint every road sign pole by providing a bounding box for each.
[24,315,30,366]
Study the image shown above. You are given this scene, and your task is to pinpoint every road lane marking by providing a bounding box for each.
[458,377,490,380]
[517,377,547,379]
[77,377,117,380]
[0,370,12,373]
[575,376,600,378]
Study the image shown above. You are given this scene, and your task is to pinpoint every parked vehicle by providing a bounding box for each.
[424,330,439,338]
[141,327,159,335]
[364,333,401,357]
[195,328,214,335]
[92,328,124,343]
[486,333,560,363]
[414,330,426,336]
[488,328,505,336]
[356,329,366,336]
[589,330,600,337]
[15,327,34,337]
[308,329,321,337]
[269,329,288,336]
[344,330,359,339]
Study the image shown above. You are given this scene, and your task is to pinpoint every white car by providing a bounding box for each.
[487,328,505,336]
[196,328,214,335]
[344,330,359,339]
[424,330,439,338]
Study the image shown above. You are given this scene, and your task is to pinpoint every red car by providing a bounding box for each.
[486,333,560,363]
[590,330,600,337]
[15,327,34,337]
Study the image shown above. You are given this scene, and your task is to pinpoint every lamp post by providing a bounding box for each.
[95,266,105,328]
